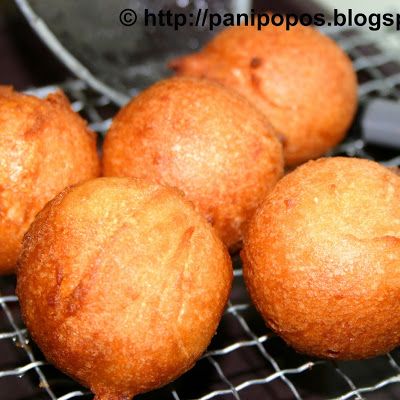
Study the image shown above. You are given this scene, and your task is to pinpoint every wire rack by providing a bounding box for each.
[2,24,400,400]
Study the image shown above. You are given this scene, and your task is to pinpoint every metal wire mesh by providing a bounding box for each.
[2,24,400,400]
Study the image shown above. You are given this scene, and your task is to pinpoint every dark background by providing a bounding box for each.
[0,0,321,90]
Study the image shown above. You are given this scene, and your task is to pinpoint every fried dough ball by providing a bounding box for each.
[0,86,100,273]
[103,77,283,250]
[171,23,358,166]
[17,177,232,400]
[242,157,400,360]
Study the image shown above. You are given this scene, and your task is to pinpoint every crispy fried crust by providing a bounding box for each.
[242,157,400,360]
[17,177,233,399]
[0,87,100,273]
[102,77,283,250]
[171,24,358,166]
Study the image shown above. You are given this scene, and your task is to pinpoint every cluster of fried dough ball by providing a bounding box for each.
[103,77,283,250]
[17,178,232,400]
[242,157,400,359]
[171,22,358,166]
[7,16,397,400]
[0,87,100,274]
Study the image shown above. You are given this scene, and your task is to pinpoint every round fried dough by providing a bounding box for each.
[171,24,358,166]
[242,157,400,359]
[0,86,100,273]
[17,177,232,399]
[103,77,283,250]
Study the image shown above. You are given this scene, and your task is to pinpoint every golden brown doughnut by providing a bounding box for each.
[17,177,232,400]
[242,157,400,359]
[103,77,283,250]
[0,86,100,274]
[171,23,358,166]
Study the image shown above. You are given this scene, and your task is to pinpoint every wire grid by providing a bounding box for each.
[2,24,400,400]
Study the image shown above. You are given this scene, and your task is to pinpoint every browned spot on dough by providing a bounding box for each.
[250,57,263,68]
[168,59,182,73]
[250,73,261,91]
[169,226,195,267]
[152,153,161,166]
[276,133,287,147]
[66,279,94,315]
[23,113,46,139]
[56,265,64,285]
[326,349,340,357]
[284,199,296,209]
[93,390,131,400]
[180,226,195,249]
[252,140,263,159]
[46,91,69,107]
[48,263,64,307]
[47,290,58,307]
[159,94,171,102]
[130,292,140,302]
[206,215,214,224]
